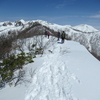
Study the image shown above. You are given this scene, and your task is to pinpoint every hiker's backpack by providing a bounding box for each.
[48,32,50,35]
[61,32,65,38]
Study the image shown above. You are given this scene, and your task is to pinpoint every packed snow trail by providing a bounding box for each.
[25,38,100,100]
[25,41,75,100]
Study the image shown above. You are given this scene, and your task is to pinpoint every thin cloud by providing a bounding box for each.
[56,4,66,8]
[56,0,77,8]
[89,14,100,18]
[55,0,67,8]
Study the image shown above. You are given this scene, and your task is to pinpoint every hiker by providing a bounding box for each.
[45,30,47,37]
[57,31,60,41]
[61,31,65,43]
[47,31,50,39]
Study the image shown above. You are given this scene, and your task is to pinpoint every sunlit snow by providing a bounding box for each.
[0,35,100,100]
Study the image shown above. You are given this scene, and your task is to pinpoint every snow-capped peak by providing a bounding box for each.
[72,24,99,33]
[14,19,26,24]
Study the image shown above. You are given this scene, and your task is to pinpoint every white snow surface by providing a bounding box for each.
[72,24,99,33]
[0,36,100,100]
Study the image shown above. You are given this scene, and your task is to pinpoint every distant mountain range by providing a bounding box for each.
[0,19,99,33]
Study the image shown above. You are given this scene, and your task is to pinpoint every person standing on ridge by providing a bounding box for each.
[45,30,47,37]
[47,31,50,39]
[61,31,65,43]
[57,31,60,41]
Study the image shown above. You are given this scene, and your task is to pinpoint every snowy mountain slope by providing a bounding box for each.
[0,19,100,58]
[0,19,29,35]
[0,36,100,100]
[35,20,100,33]
[67,30,100,57]
[0,22,21,35]
[34,20,72,32]
[72,24,99,33]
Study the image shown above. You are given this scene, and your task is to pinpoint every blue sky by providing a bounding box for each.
[0,0,100,30]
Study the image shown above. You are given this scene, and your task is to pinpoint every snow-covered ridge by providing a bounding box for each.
[0,19,100,57]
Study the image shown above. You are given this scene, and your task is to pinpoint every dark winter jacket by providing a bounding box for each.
[57,32,60,37]
[45,31,47,35]
[61,31,65,39]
